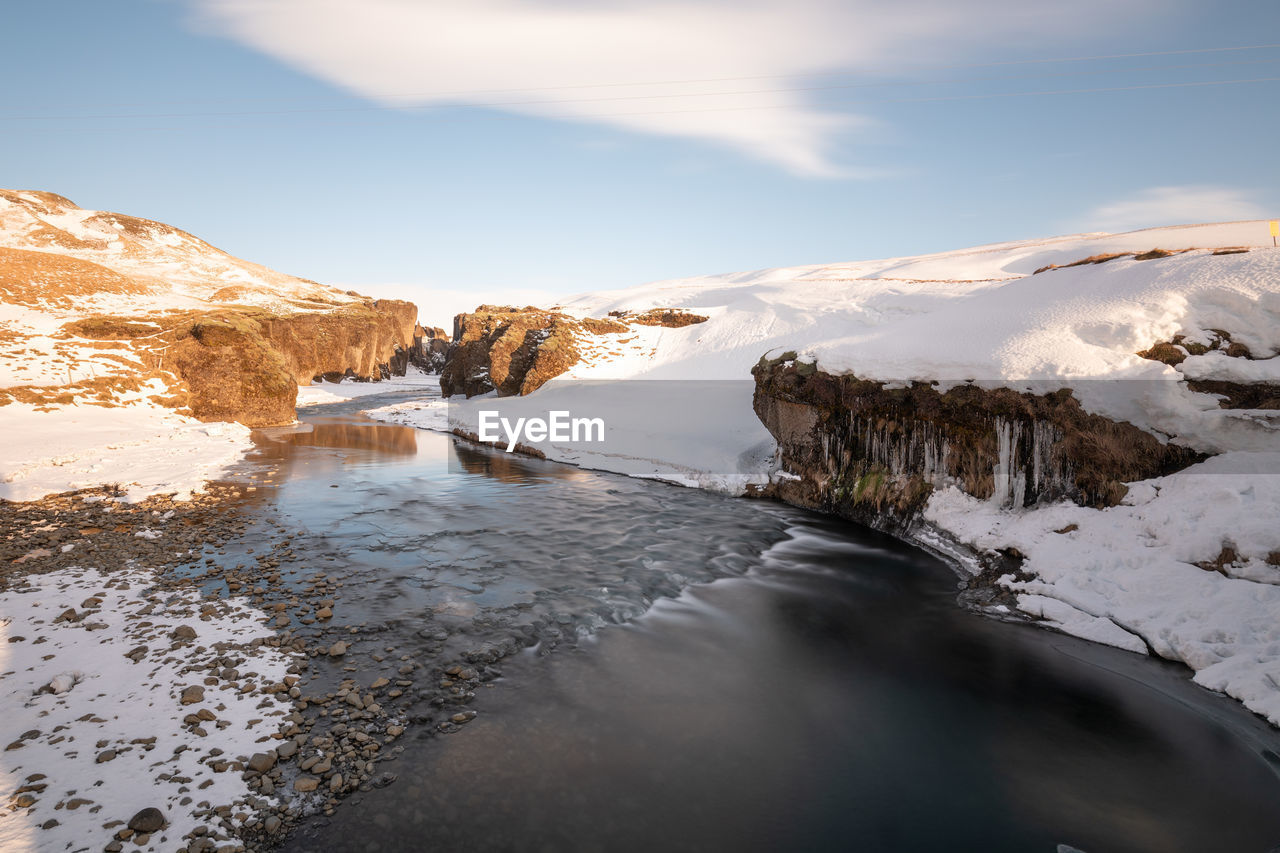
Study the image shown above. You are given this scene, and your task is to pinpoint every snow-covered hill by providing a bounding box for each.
[558,220,1277,385]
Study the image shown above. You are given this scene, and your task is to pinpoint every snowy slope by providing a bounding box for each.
[559,220,1278,387]
[0,189,359,315]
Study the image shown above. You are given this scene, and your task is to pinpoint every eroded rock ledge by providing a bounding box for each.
[751,353,1202,533]
[65,299,418,427]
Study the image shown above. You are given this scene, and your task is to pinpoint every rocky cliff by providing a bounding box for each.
[410,324,451,373]
[751,353,1204,531]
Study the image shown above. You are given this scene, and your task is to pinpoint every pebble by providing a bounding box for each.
[246,752,276,774]
[179,685,205,705]
[293,777,320,793]
[327,642,348,657]
[127,807,166,833]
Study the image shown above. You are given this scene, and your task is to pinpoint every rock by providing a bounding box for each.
[440,307,582,398]
[264,815,282,834]
[276,740,298,759]
[164,299,418,427]
[327,641,347,657]
[751,354,1203,517]
[179,685,205,705]
[247,752,276,774]
[329,774,343,792]
[316,607,332,620]
[127,807,166,833]
[95,750,116,763]
[171,625,197,640]
[293,777,320,793]
[370,677,390,690]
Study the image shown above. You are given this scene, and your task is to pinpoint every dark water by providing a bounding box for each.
[233,393,1280,853]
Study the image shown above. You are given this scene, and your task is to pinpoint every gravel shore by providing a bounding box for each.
[1,484,501,852]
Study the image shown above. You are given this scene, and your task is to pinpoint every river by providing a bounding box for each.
[225,391,1280,853]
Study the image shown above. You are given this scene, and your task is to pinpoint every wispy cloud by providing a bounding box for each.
[188,0,1154,176]
[1080,185,1268,232]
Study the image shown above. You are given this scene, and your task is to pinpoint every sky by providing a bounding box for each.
[4,0,1279,325]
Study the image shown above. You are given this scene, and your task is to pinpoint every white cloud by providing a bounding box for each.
[189,0,1154,176]
[1081,185,1268,232]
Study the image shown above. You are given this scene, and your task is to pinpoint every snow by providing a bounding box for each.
[0,566,296,852]
[0,399,253,502]
[926,451,1280,725]
[371,220,1280,726]
[369,379,775,492]
[295,368,440,407]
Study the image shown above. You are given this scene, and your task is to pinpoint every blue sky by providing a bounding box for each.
[4,1,1279,323]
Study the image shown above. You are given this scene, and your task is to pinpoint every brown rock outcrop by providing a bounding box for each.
[66,300,420,427]
[1137,330,1280,409]
[441,306,581,398]
[607,308,708,328]
[752,353,1202,531]
[410,324,451,372]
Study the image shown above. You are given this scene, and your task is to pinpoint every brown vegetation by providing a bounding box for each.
[1033,248,1195,275]
[0,247,152,308]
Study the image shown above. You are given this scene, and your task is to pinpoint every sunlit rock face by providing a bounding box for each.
[751,354,1202,531]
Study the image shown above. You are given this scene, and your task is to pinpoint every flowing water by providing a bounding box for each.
[224,392,1280,853]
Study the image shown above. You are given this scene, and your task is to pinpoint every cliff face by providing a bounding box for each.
[65,300,419,427]
[441,306,580,398]
[751,354,1203,532]
[409,324,451,373]
[440,305,707,398]
[259,299,417,384]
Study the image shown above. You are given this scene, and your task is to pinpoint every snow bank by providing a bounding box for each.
[0,400,252,502]
[369,379,775,492]
[296,369,440,408]
[0,566,295,851]
[926,451,1280,725]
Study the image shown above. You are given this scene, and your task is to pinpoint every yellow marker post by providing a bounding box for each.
[1271,220,1279,247]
